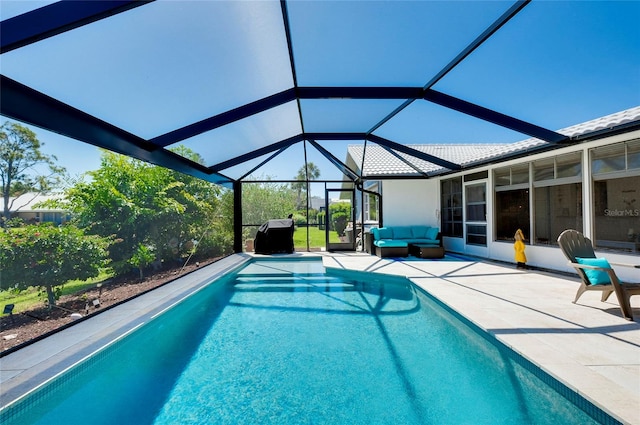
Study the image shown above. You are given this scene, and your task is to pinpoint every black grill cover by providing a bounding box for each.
[254,219,294,254]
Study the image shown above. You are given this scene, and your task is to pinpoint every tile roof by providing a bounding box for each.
[348,106,640,177]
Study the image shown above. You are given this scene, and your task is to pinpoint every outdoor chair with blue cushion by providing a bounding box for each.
[557,229,640,321]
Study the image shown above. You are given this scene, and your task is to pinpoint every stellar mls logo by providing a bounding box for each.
[604,209,640,217]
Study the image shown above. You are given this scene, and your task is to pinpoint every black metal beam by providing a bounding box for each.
[149,88,423,147]
[307,140,360,181]
[303,132,367,141]
[233,181,243,253]
[1,1,153,54]
[238,179,346,184]
[367,134,461,170]
[423,89,569,143]
[0,74,233,187]
[367,0,530,135]
[376,144,431,178]
[238,147,290,181]
[280,0,307,137]
[280,1,299,90]
[360,141,369,179]
[148,84,567,150]
[210,135,303,172]
[297,87,423,99]
[150,88,297,147]
[423,0,530,89]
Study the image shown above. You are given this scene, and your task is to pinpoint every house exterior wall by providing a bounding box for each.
[381,179,439,227]
[375,130,640,282]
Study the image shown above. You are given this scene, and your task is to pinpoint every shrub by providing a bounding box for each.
[0,223,112,307]
[128,243,155,279]
[329,202,351,236]
[292,213,307,225]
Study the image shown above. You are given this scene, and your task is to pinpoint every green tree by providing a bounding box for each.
[221,179,297,241]
[0,223,112,307]
[59,149,230,275]
[0,121,66,223]
[291,162,320,210]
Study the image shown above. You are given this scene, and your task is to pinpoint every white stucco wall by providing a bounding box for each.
[381,179,440,227]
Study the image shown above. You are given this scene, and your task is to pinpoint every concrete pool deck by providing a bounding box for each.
[1,252,638,424]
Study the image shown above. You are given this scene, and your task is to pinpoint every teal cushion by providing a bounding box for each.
[575,257,612,285]
[378,227,393,239]
[371,227,380,240]
[406,239,438,246]
[411,226,429,239]
[426,227,439,240]
[375,240,408,248]
[393,226,413,239]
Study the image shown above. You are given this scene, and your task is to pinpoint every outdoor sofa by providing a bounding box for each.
[370,225,442,258]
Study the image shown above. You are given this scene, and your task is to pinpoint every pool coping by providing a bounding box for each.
[1,252,638,424]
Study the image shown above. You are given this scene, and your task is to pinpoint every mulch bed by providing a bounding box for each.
[0,258,219,354]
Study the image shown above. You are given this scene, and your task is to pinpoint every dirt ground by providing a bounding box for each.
[0,258,219,354]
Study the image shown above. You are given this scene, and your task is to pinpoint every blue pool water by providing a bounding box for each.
[2,258,609,424]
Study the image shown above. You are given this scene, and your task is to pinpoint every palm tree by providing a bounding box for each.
[292,162,320,210]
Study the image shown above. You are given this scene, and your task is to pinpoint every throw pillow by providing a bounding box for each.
[378,227,394,239]
[411,226,429,239]
[426,227,439,240]
[393,226,413,239]
[575,257,612,285]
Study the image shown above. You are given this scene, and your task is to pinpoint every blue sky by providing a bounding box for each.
[1,0,639,182]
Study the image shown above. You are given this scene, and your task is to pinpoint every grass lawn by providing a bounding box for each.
[294,225,339,249]
[0,271,112,313]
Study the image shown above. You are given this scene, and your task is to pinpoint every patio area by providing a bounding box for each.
[1,252,638,424]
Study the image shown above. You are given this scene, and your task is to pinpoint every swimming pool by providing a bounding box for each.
[1,258,613,424]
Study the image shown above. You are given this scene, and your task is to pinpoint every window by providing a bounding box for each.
[465,183,486,246]
[629,140,640,169]
[534,183,582,245]
[441,177,462,237]
[532,153,583,245]
[533,157,555,182]
[496,189,529,242]
[534,152,582,182]
[495,164,530,241]
[466,184,486,221]
[466,224,487,245]
[556,152,582,178]
[591,140,640,253]
[364,192,379,223]
[592,143,626,174]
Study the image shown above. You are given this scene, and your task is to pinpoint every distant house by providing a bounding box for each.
[6,192,70,225]
[309,196,325,210]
